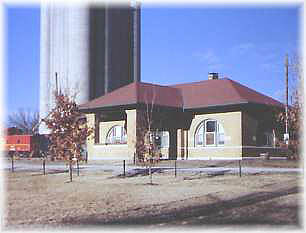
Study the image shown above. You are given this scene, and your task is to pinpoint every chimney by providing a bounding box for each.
[208,72,219,80]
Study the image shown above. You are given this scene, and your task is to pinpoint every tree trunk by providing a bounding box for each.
[77,159,79,176]
[69,160,73,182]
[149,164,152,185]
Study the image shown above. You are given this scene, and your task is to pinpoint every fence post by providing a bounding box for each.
[11,153,14,173]
[43,157,46,175]
[174,160,177,177]
[77,159,80,176]
[239,160,241,177]
[123,160,126,177]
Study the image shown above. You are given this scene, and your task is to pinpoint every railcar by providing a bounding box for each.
[4,134,49,157]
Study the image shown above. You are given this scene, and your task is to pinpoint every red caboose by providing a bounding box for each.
[4,135,40,157]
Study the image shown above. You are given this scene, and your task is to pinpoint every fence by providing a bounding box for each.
[4,156,296,180]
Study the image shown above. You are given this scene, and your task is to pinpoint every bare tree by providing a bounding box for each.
[8,109,39,134]
[135,88,161,184]
[277,53,303,159]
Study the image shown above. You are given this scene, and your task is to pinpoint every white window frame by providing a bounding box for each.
[204,120,216,146]
[195,119,225,147]
[106,125,127,145]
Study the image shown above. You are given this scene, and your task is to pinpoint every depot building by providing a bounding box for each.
[80,74,287,161]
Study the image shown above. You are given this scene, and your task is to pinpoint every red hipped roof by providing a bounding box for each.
[80,82,183,110]
[79,78,283,110]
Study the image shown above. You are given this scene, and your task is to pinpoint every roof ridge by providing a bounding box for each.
[171,77,229,87]
[79,82,137,108]
[140,81,177,89]
[227,79,282,105]
[225,79,249,103]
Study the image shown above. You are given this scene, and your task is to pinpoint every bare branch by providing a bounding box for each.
[8,109,39,134]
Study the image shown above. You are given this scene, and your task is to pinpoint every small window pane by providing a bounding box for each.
[206,121,216,132]
[206,133,215,145]
[115,126,122,137]
[122,133,127,143]
[218,123,225,145]
[218,133,225,145]
[198,124,204,134]
[218,123,224,133]
[161,131,169,148]
[197,133,203,145]
[111,128,115,137]
[106,126,127,144]
[196,125,204,146]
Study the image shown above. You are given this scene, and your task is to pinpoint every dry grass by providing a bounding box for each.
[3,166,302,230]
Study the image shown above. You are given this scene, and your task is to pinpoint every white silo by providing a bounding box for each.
[39,3,141,134]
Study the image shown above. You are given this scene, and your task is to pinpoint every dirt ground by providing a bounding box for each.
[2,161,303,230]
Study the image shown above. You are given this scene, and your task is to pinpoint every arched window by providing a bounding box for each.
[195,120,225,146]
[106,125,127,144]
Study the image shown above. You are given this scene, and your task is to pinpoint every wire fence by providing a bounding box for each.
[3,155,299,180]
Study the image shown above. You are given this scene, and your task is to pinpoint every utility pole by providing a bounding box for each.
[284,54,289,146]
[55,72,59,95]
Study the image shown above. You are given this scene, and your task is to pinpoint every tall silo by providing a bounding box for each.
[39,3,141,134]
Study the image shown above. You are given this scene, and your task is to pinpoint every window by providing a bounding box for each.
[205,121,216,145]
[152,131,169,148]
[218,123,225,145]
[195,120,225,147]
[106,125,127,144]
[263,132,273,146]
[160,131,169,148]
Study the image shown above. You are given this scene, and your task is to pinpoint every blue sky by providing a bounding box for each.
[5,4,300,121]
[5,6,40,119]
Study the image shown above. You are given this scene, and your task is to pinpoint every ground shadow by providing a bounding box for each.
[109,168,165,179]
[61,186,300,226]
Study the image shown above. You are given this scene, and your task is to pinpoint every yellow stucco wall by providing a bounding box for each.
[86,110,287,160]
[89,144,129,160]
[85,115,130,160]
[185,111,242,159]
[86,111,243,160]
[125,109,138,159]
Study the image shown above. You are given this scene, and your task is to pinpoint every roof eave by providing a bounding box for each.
[183,101,284,111]
[79,102,183,113]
